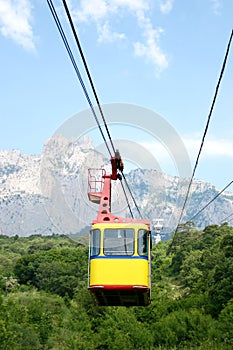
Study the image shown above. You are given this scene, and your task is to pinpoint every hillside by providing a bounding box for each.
[0,135,233,237]
[0,225,232,349]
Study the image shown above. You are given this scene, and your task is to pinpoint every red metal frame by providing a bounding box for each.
[89,285,149,291]
[88,151,150,228]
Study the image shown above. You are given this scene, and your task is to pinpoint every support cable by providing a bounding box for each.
[47,0,112,157]
[48,0,143,219]
[188,180,233,222]
[167,30,233,255]
[121,171,143,219]
[61,0,116,156]
[221,212,233,224]
[120,181,134,218]
[227,216,233,224]
[176,30,233,228]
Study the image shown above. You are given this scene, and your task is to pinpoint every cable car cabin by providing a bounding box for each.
[88,222,151,306]
[87,151,151,306]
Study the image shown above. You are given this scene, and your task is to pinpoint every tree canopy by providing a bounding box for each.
[0,225,232,349]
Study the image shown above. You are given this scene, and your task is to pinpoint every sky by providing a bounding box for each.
[0,0,233,191]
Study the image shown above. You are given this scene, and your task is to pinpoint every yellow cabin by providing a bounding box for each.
[88,222,151,306]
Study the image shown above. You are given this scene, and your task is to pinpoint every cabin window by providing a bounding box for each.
[138,229,148,256]
[104,228,134,256]
[90,229,100,256]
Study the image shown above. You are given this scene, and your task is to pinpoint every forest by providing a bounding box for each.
[0,223,232,349]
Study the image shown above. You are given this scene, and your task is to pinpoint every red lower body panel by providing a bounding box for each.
[89,285,151,306]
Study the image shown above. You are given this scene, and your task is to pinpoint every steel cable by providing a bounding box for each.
[47,0,113,157]
[176,30,233,228]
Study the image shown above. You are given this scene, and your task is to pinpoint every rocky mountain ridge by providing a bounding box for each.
[0,135,232,237]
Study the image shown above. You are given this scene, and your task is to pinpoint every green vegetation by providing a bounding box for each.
[0,225,232,349]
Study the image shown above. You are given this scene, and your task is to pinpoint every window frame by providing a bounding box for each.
[138,229,148,256]
[90,229,101,257]
[103,228,135,256]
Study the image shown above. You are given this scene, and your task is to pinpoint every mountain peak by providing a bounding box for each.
[0,138,233,237]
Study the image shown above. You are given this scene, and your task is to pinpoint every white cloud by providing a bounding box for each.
[134,12,169,74]
[183,134,233,159]
[111,0,149,13]
[73,0,108,22]
[74,0,149,20]
[72,0,170,74]
[0,0,35,51]
[159,0,174,15]
[97,22,126,43]
[138,134,233,180]
[210,0,222,15]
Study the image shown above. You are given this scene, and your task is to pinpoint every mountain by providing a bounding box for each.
[0,135,233,237]
[126,168,233,235]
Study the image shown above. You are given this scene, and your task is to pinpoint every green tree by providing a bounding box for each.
[218,299,233,346]
[14,247,88,297]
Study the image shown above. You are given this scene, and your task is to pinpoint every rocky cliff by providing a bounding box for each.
[0,135,232,237]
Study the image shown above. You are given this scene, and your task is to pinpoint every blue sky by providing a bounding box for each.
[0,0,233,190]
